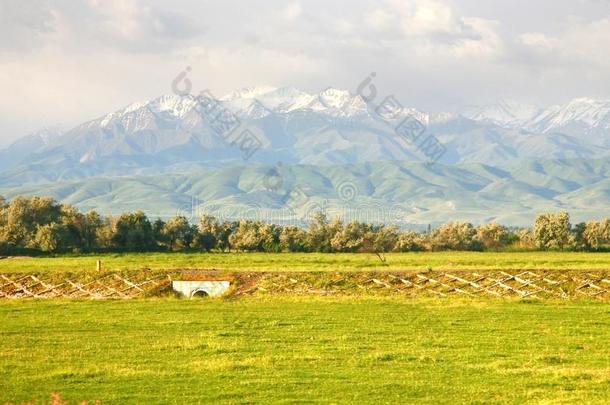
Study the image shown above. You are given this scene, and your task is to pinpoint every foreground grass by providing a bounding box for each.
[3,251,610,274]
[1,298,609,403]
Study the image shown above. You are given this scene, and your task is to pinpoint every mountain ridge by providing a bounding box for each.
[2,157,610,227]
[3,89,610,186]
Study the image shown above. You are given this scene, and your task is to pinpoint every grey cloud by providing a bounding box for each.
[0,0,207,54]
[0,0,56,53]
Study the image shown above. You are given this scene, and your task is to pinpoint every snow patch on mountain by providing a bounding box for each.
[96,94,198,130]
[464,99,540,128]
[34,126,64,146]
[221,86,372,117]
[527,97,610,133]
[309,88,367,116]
[222,86,316,116]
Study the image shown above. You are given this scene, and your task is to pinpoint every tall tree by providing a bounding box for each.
[534,211,572,250]
[330,221,367,253]
[112,211,156,251]
[306,212,333,253]
[432,222,477,251]
[475,223,510,250]
[259,223,281,252]
[229,220,262,252]
[372,225,399,255]
[279,226,308,252]
[34,223,68,253]
[163,216,195,250]
[0,196,61,247]
[395,230,425,252]
[152,218,167,247]
[583,219,610,250]
[195,214,220,252]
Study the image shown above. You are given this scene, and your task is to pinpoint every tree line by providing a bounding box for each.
[1,195,609,254]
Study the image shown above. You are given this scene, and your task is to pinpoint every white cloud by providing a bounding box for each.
[519,18,610,68]
[392,0,459,37]
[519,32,554,50]
[363,0,503,60]
[449,17,503,59]
[87,0,158,42]
[1,0,610,146]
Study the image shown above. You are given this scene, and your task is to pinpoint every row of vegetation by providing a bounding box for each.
[0,196,609,254]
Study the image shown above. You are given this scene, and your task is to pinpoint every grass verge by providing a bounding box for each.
[3,251,610,275]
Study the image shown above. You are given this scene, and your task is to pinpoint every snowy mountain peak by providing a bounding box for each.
[96,94,199,129]
[527,97,610,134]
[241,99,273,119]
[122,100,149,114]
[318,87,351,105]
[221,86,314,115]
[148,94,198,117]
[464,99,540,128]
[311,87,367,115]
[255,87,314,113]
[220,86,371,117]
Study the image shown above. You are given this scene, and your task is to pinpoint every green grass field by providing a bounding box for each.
[1,297,609,404]
[3,251,610,275]
[2,253,610,403]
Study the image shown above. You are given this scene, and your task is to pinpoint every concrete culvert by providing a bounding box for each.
[171,280,231,298]
[191,290,209,298]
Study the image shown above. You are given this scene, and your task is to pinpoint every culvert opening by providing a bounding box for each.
[172,280,231,298]
[191,290,209,298]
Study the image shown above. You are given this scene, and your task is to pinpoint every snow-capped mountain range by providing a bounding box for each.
[2,87,610,224]
[2,88,610,183]
[0,90,607,169]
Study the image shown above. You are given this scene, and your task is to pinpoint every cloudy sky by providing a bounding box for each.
[1,0,610,146]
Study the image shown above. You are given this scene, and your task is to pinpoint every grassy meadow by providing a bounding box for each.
[2,252,610,403]
[3,251,610,275]
[1,297,610,404]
